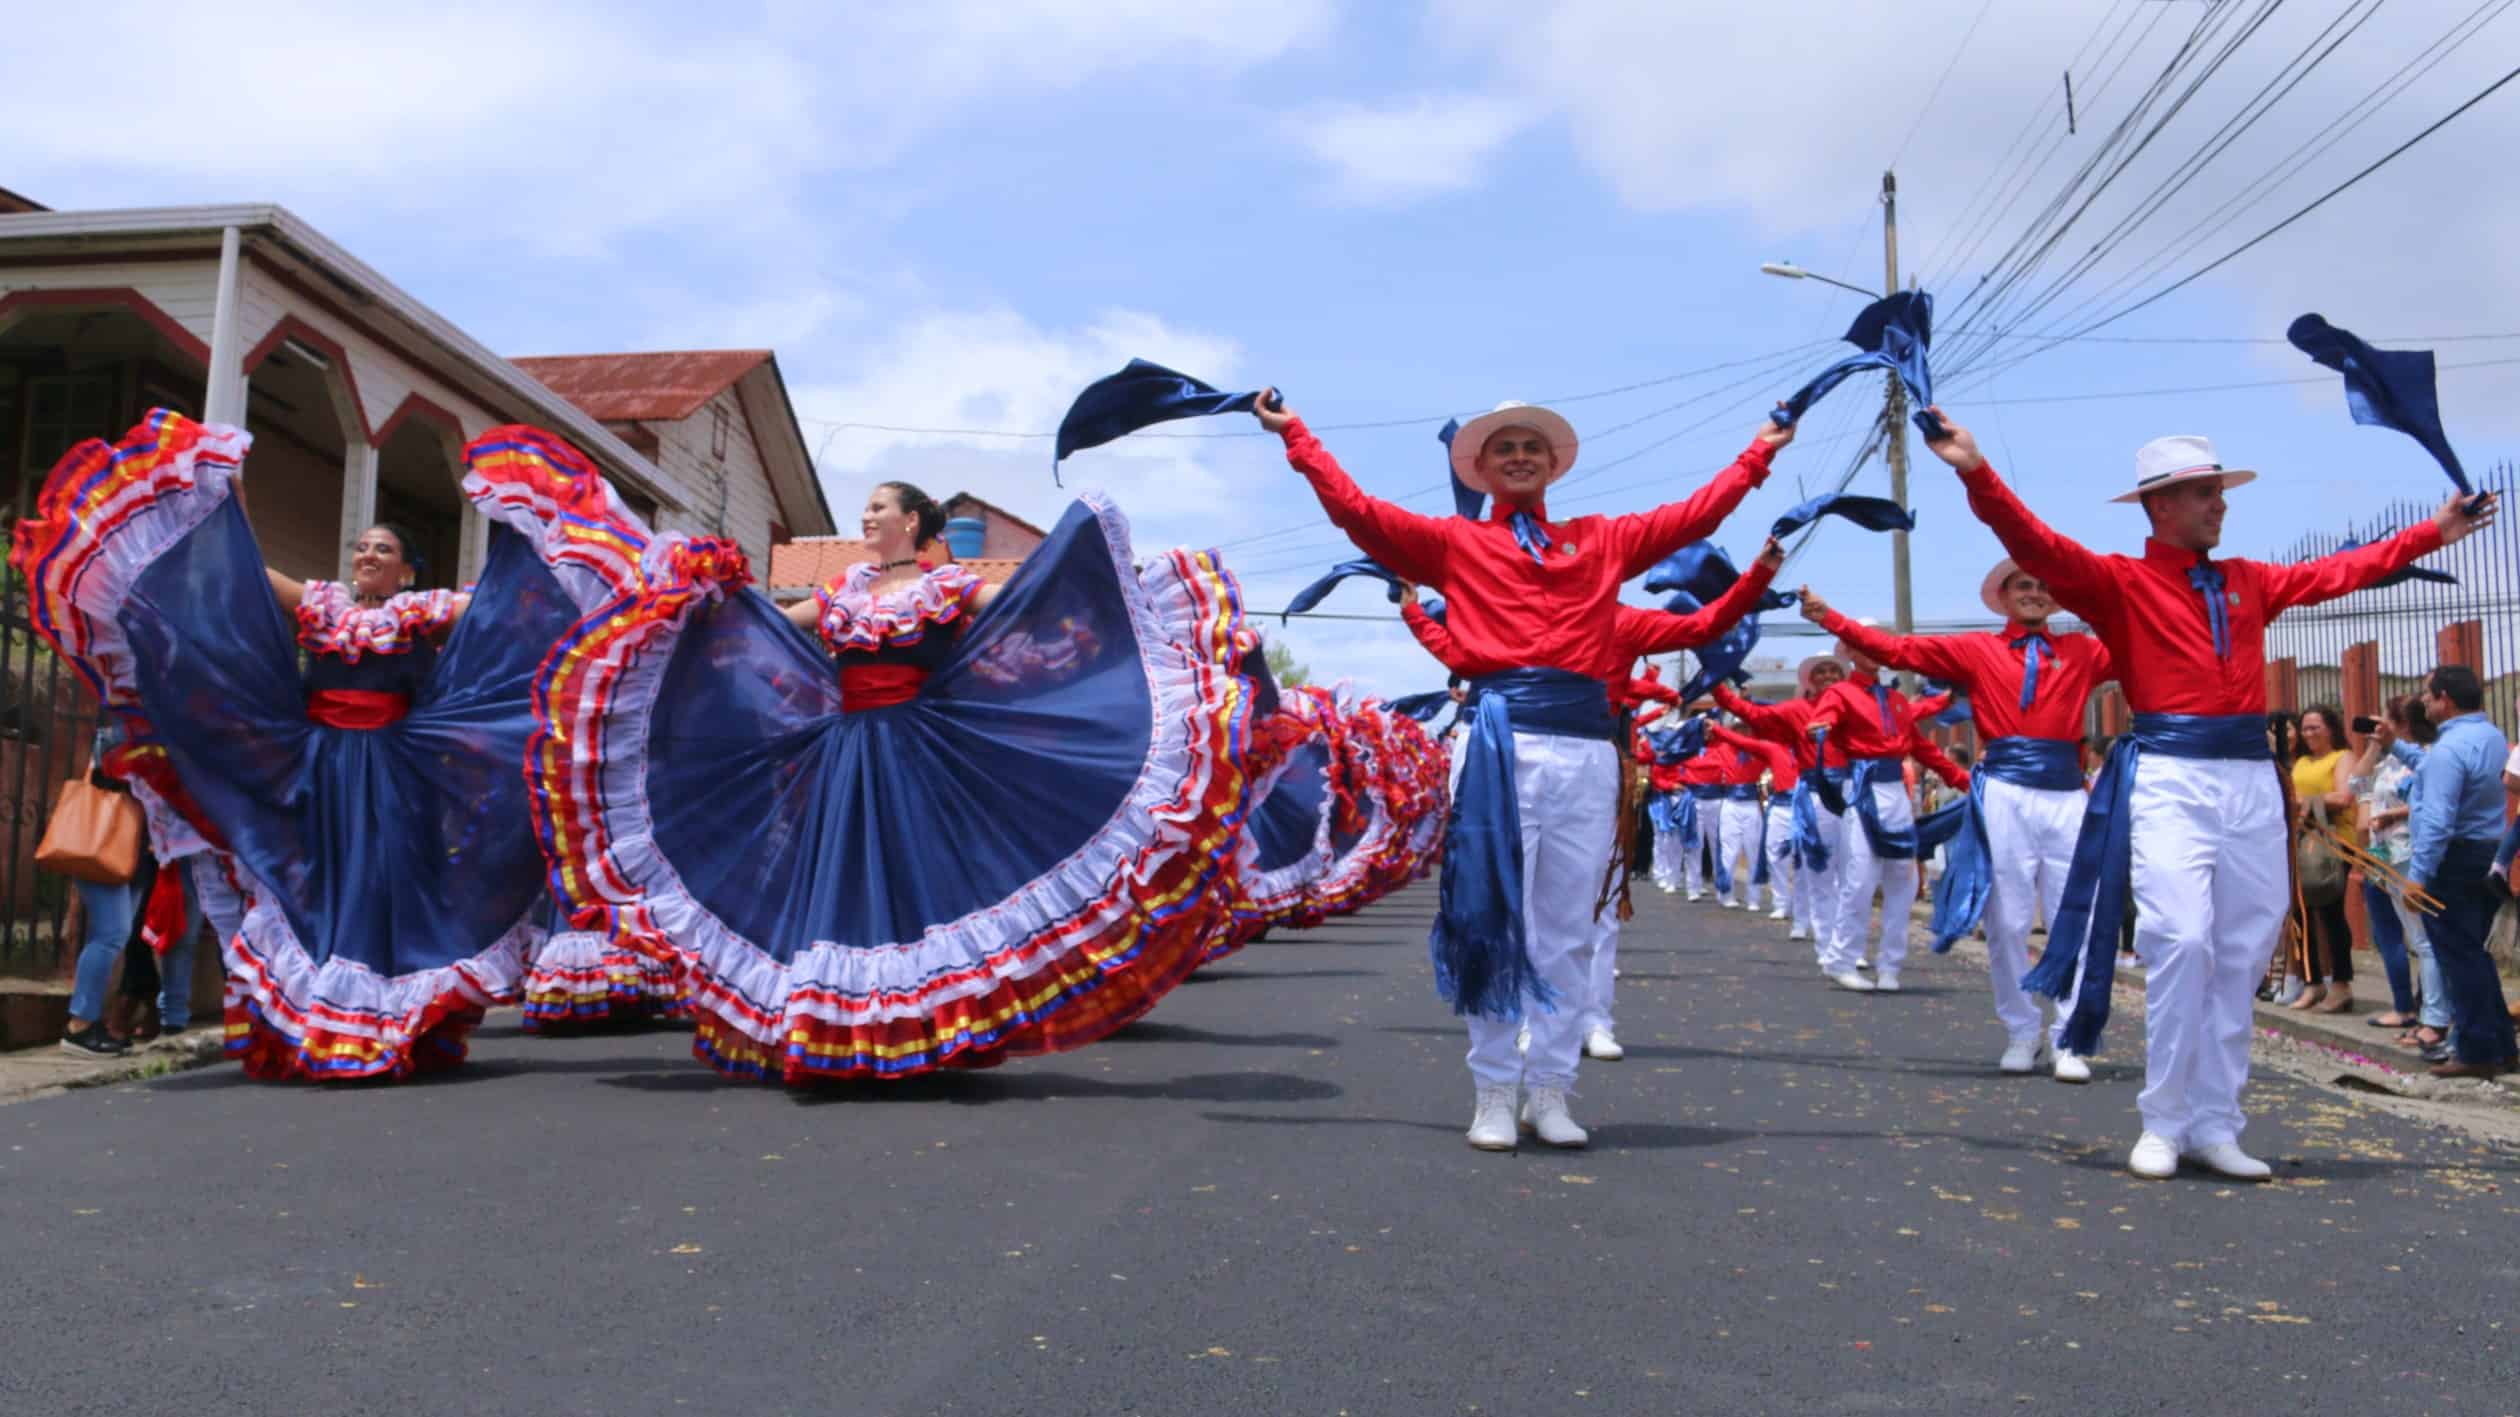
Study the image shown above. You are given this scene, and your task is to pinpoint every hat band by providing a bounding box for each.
[2136,462,2221,488]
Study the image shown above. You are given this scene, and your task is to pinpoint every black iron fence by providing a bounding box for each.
[0,567,105,979]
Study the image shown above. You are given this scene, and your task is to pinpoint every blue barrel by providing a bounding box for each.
[941,516,986,560]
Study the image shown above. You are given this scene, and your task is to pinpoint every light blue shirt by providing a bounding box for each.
[2407,712,2511,885]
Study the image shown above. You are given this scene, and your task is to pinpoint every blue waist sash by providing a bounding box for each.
[1723,783,1762,802]
[1687,783,1725,800]
[2022,713,2272,1054]
[1847,755,1969,861]
[1647,791,1688,836]
[1789,780,1830,873]
[1430,669,1614,1020]
[1977,736,2084,792]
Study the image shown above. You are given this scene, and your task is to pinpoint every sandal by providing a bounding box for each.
[2407,1026,2448,1051]
[2287,985,2327,1011]
[2314,989,2355,1014]
[2367,1012,2415,1029]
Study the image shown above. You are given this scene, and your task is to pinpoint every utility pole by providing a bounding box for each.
[1881,169,1913,642]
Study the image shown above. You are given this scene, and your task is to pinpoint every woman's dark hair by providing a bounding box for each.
[876,482,947,548]
[2300,703,2348,755]
[2388,692,2438,745]
[364,521,429,583]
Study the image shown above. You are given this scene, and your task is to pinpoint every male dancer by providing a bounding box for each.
[1709,720,1798,920]
[1678,744,1729,902]
[1280,382,1789,1151]
[1715,656,1847,948]
[1709,731,1767,911]
[1805,632,1971,994]
[1923,408,2492,1178]
[1805,565,2113,1082]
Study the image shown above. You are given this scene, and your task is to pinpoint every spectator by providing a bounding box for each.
[58,724,135,1056]
[102,851,199,1044]
[2284,706,2359,1013]
[2346,695,2435,1036]
[2405,665,2517,1077]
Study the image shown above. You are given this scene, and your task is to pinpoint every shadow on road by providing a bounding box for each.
[1108,1021,1341,1049]
[1183,968,1379,984]
[754,1068,1344,1108]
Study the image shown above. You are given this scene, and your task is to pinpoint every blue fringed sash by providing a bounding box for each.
[1926,738,2081,952]
[1429,669,1614,1020]
[2020,714,2269,1055]
[1847,755,1970,861]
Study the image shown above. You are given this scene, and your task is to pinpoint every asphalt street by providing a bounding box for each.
[6,881,2518,1416]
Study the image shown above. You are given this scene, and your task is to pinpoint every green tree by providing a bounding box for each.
[1264,639,1311,688]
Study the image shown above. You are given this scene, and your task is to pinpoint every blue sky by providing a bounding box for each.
[11,0,2518,694]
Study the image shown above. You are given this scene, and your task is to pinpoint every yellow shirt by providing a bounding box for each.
[2291,749,2356,831]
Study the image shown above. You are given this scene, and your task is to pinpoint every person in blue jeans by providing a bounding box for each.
[2405,665,2519,1079]
[2347,696,2435,1037]
[58,723,198,1056]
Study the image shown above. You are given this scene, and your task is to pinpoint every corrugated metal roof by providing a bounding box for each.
[511,350,772,423]
[765,539,1025,595]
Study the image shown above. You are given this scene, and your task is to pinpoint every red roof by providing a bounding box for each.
[510,350,771,423]
[767,539,1025,593]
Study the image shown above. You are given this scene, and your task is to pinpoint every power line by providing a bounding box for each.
[1887,0,1999,169]
[1961,353,2520,406]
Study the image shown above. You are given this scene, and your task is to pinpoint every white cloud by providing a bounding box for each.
[1287,94,1538,203]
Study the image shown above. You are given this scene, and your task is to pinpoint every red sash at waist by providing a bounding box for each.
[838,664,929,711]
[306,689,412,729]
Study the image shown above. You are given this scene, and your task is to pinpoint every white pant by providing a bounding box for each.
[1982,776,2087,1049]
[1580,907,1618,1036]
[1796,796,1844,958]
[2129,755,2285,1150]
[1762,802,1796,913]
[1823,779,1919,978]
[1651,826,1684,891]
[1716,798,1763,907]
[1681,801,1714,894]
[1462,732,1618,1092]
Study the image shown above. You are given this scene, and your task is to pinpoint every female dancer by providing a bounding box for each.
[12,412,619,1079]
[510,453,1255,1084]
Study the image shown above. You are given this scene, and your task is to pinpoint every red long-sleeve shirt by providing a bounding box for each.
[1713,683,1849,772]
[1680,748,1727,788]
[1821,608,2114,743]
[1710,721,1798,792]
[1956,460,2443,716]
[1285,416,1775,681]
[1614,669,1679,714]
[1400,560,1780,681]
[1810,672,1971,789]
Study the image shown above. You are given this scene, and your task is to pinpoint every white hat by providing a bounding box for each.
[1980,559,2023,618]
[1796,652,1846,695]
[2112,434,2257,504]
[1451,400,1579,496]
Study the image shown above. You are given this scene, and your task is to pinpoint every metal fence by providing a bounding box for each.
[0,568,105,979]
[2262,464,2518,737]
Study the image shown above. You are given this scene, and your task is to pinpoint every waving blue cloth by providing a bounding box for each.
[1053,359,1275,483]
[1388,690,1454,722]
[1647,791,1687,837]
[1643,719,1702,764]
[1845,757,1970,861]
[1430,669,1615,1019]
[1926,738,2080,952]
[1283,558,1403,621]
[2340,536,2457,587]
[2286,314,2470,495]
[1439,418,1485,521]
[1789,775,1831,873]
[1769,492,1917,541]
[2020,714,2268,1055]
[1774,291,1945,439]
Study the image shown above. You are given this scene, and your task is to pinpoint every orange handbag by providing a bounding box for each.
[34,775,143,885]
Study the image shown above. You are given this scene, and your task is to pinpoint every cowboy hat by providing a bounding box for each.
[1450,400,1579,496]
[1797,652,1846,695]
[1979,559,2037,619]
[2110,433,2257,504]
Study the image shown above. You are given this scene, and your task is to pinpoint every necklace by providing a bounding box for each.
[872,558,920,573]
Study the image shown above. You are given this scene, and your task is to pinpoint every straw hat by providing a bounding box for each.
[1450,400,1580,496]
[2110,434,2257,504]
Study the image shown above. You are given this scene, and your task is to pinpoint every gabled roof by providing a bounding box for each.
[511,350,773,423]
[0,185,46,215]
[764,539,1024,597]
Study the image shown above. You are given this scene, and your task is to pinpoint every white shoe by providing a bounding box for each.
[1720,899,1741,910]
[1659,883,1677,895]
[1515,1023,1530,1054]
[1998,1038,2041,1074]
[1873,973,1902,993]
[1466,1086,1518,1151]
[1828,971,1875,993]
[2128,1132,2179,1180]
[1519,1087,1589,1148]
[1767,906,1789,920]
[1853,959,1874,972]
[2052,1050,2092,1084]
[1788,925,1810,942]
[1583,1028,1624,1061]
[2184,1141,2272,1182]
[1685,891,1704,903]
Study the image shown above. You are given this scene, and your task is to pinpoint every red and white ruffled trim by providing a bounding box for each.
[814,561,984,657]
[292,581,460,660]
[522,929,687,1029]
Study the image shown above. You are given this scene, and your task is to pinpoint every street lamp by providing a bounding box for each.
[1759,262,1881,301]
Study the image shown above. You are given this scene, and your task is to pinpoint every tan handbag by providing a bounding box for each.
[34,775,143,885]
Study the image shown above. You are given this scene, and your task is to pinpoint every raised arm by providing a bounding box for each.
[1399,593,1464,669]
[1710,681,1787,733]
[1607,427,1788,579]
[2259,503,2473,616]
[1624,539,1785,656]
[1259,398,1451,585]
[1924,409,2119,616]
[266,567,306,613]
[1803,595,1970,680]
[1709,722,1790,779]
[1912,735,1970,791]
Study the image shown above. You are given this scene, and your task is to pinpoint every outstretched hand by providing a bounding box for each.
[2436,490,2499,546]
[1253,387,1294,435]
[1921,405,1984,471]
[1398,581,1420,607]
[1796,585,1832,623]
[1754,536,1786,571]
[1757,408,1797,451]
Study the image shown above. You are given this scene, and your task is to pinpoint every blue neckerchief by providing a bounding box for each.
[1507,508,1552,566]
[1847,755,1971,861]
[2020,713,2270,1055]
[2186,561,2233,660]
[1871,683,1897,736]
[2009,629,2052,710]
[1428,669,1613,1020]
[1926,738,2083,952]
